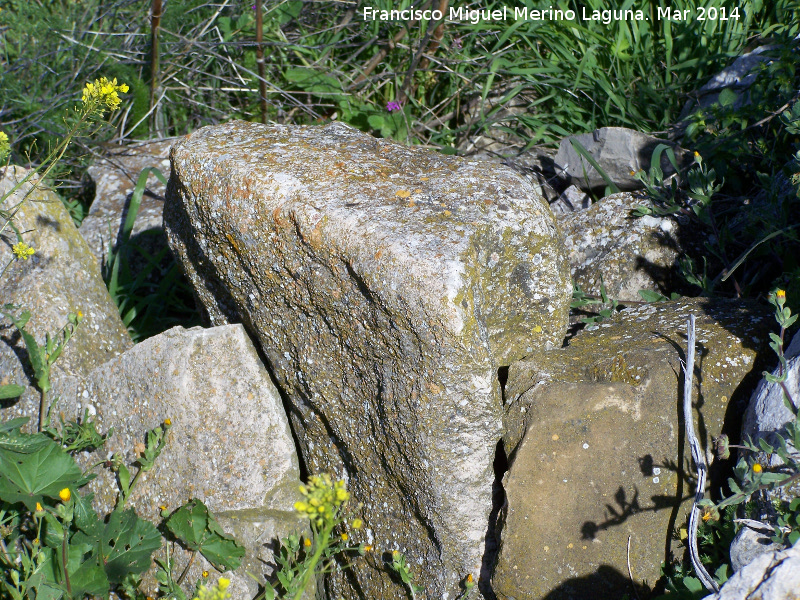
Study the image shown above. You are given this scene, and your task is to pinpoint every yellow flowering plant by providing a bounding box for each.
[193,577,232,600]
[264,474,367,600]
[0,77,129,241]
[700,292,800,546]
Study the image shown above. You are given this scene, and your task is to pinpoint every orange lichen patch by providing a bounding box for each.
[420,177,429,181]
[225,233,241,254]
[375,249,384,260]
[426,382,443,394]
[272,206,286,226]
[484,199,492,205]
[309,221,323,249]
[413,189,422,194]
[396,189,411,199]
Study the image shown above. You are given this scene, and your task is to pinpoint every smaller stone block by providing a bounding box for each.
[495,298,772,600]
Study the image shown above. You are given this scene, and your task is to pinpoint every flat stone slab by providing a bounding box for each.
[164,120,571,599]
[495,298,772,600]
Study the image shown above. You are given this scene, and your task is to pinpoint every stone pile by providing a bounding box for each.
[1,102,796,599]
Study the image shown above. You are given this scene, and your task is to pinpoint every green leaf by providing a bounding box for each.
[166,498,245,571]
[0,432,82,510]
[67,561,109,600]
[73,490,100,535]
[367,114,385,130]
[683,576,703,592]
[0,383,25,399]
[0,417,29,433]
[718,88,737,107]
[95,508,161,584]
[759,472,790,484]
[638,289,670,303]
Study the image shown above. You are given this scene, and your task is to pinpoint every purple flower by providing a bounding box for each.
[452,36,462,50]
[386,101,402,112]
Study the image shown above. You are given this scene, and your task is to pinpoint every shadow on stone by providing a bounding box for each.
[539,564,652,600]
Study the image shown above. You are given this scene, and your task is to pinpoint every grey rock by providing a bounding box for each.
[702,543,800,600]
[74,324,300,521]
[0,166,132,427]
[164,120,571,600]
[69,324,302,598]
[729,525,784,573]
[550,184,592,217]
[80,140,175,267]
[495,298,772,600]
[680,46,778,123]
[562,191,686,302]
[742,320,800,470]
[554,127,690,193]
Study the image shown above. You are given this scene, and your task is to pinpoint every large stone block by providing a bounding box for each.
[494,298,771,600]
[164,120,571,599]
[1,166,132,426]
[73,324,303,597]
[702,543,800,600]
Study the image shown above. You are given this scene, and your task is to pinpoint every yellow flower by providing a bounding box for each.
[352,518,363,529]
[776,289,786,301]
[752,463,763,473]
[363,545,372,552]
[304,537,312,547]
[59,488,71,502]
[341,533,349,541]
[202,571,209,578]
[192,578,231,600]
[81,77,129,113]
[694,151,700,158]
[0,130,9,161]
[466,573,475,588]
[164,418,172,426]
[12,242,35,260]
[35,502,43,513]
[702,511,712,522]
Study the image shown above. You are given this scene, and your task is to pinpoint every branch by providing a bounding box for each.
[683,314,720,593]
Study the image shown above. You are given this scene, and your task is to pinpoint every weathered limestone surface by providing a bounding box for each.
[702,543,800,600]
[164,120,571,599]
[563,192,687,302]
[0,166,132,425]
[494,298,771,600]
[71,324,303,598]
